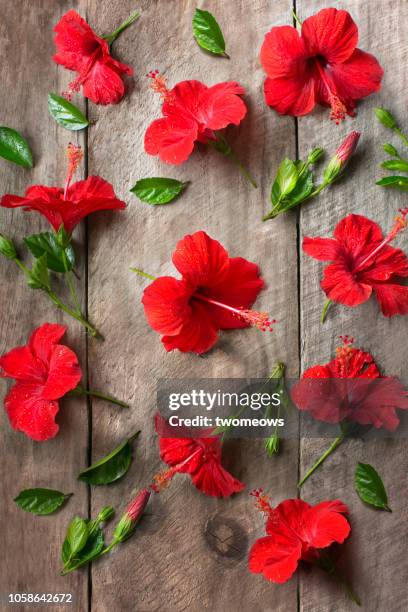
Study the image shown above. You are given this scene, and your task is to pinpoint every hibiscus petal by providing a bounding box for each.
[172,231,230,286]
[198,82,247,130]
[333,214,383,255]
[191,459,245,497]
[142,277,192,336]
[29,323,66,363]
[206,257,264,329]
[4,383,59,441]
[0,346,45,383]
[53,9,101,72]
[321,262,372,306]
[1,187,65,232]
[330,48,384,101]
[302,8,358,64]
[42,345,82,400]
[144,116,198,165]
[303,500,350,549]
[249,534,302,583]
[302,237,341,261]
[163,80,208,120]
[264,75,315,116]
[162,300,218,354]
[359,245,408,282]
[372,282,408,317]
[82,59,127,105]
[260,26,308,78]
[351,376,408,431]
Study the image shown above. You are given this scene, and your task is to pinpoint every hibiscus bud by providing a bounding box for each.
[374,107,397,129]
[112,488,151,543]
[0,234,17,260]
[307,147,324,165]
[323,131,360,185]
[383,143,399,157]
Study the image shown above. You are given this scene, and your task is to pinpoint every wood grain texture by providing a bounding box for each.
[297,1,408,611]
[0,2,88,611]
[86,1,298,610]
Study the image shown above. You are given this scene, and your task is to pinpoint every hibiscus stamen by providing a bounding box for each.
[146,70,173,102]
[250,488,273,516]
[194,293,276,332]
[335,335,355,376]
[355,208,408,271]
[62,75,83,102]
[152,448,202,492]
[64,143,84,199]
[314,60,350,124]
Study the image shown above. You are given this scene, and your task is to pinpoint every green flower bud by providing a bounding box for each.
[374,108,397,129]
[0,234,17,260]
[307,148,324,164]
[383,143,399,157]
[265,435,279,456]
[97,506,115,522]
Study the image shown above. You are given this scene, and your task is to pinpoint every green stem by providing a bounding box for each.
[46,289,104,340]
[103,11,140,45]
[321,298,333,324]
[394,127,408,147]
[69,385,129,408]
[62,248,82,315]
[210,136,257,188]
[317,553,361,606]
[297,430,346,488]
[227,148,258,188]
[130,268,157,281]
[292,10,303,27]
[263,181,328,221]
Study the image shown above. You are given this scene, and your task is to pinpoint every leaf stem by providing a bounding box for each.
[298,430,346,488]
[210,136,257,188]
[292,10,303,27]
[321,298,333,323]
[103,11,140,45]
[70,385,129,408]
[227,148,258,188]
[130,268,157,280]
[317,553,361,606]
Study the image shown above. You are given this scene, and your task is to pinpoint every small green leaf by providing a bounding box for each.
[62,522,105,573]
[130,178,188,205]
[24,232,75,273]
[78,431,140,485]
[192,9,228,57]
[381,159,408,172]
[0,234,17,260]
[27,254,50,290]
[376,176,408,191]
[283,166,314,207]
[14,488,72,516]
[48,93,89,131]
[0,127,33,168]
[66,517,89,555]
[271,158,298,204]
[383,143,399,157]
[355,462,391,511]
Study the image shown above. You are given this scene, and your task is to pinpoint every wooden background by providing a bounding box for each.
[0,0,407,610]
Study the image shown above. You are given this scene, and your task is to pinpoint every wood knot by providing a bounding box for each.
[204,514,248,563]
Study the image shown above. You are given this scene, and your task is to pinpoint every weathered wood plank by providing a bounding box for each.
[298,1,408,610]
[86,1,299,610]
[0,2,88,610]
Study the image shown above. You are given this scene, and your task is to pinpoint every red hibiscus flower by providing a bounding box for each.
[292,336,408,432]
[153,414,244,498]
[141,231,275,354]
[303,211,408,320]
[0,144,126,233]
[53,9,136,105]
[0,323,82,441]
[260,8,383,122]
[249,490,351,585]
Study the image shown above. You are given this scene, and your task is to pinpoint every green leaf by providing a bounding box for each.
[271,158,298,204]
[381,159,408,172]
[66,517,89,556]
[14,488,72,516]
[24,232,75,273]
[130,178,188,205]
[192,9,228,57]
[376,176,408,191]
[48,93,89,131]
[355,462,391,511]
[0,127,33,168]
[27,254,50,290]
[78,431,140,485]
[62,523,105,572]
[283,166,314,207]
